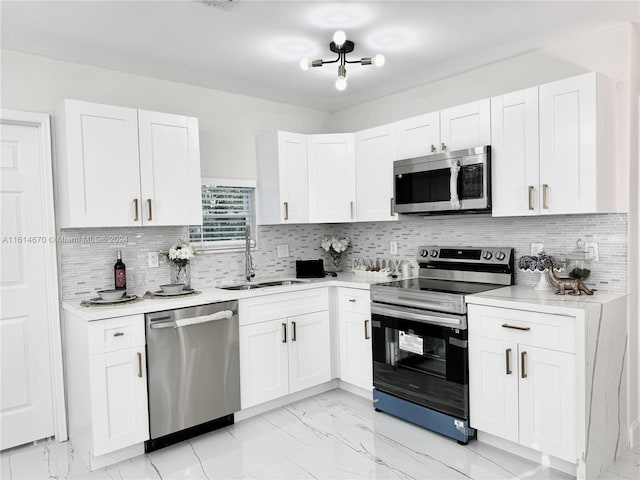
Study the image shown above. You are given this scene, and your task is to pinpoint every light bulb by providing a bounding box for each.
[335,76,347,91]
[333,30,347,47]
[299,58,311,71]
[373,54,386,67]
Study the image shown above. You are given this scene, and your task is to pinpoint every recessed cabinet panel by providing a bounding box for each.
[396,112,441,159]
[440,99,491,152]
[288,311,331,393]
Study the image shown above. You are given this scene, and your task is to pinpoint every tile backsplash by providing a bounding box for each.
[59,213,627,300]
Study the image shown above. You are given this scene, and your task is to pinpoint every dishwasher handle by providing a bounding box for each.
[150,310,234,329]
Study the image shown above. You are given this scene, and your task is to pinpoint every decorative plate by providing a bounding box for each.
[82,295,138,306]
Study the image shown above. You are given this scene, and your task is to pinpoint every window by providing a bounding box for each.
[189,178,257,251]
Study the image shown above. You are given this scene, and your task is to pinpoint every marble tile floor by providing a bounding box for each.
[1,389,638,480]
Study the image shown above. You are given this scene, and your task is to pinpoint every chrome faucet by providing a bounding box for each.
[245,224,256,282]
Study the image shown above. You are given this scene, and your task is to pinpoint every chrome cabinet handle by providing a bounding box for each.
[542,184,549,209]
[430,144,436,153]
[291,321,297,341]
[133,199,139,221]
[505,348,512,375]
[350,201,354,219]
[284,202,289,220]
[528,186,534,210]
[282,323,287,343]
[147,199,153,221]
[137,352,143,378]
[441,142,446,151]
[113,331,124,337]
[521,351,527,378]
[390,197,394,216]
[348,298,356,303]
[364,320,370,340]
[502,323,531,331]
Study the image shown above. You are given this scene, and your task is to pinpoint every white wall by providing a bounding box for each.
[0,49,330,179]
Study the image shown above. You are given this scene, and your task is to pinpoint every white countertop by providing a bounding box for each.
[465,285,627,315]
[62,272,387,321]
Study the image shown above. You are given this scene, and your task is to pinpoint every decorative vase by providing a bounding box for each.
[170,260,191,289]
[330,251,344,272]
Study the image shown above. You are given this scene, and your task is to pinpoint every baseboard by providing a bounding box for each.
[337,380,372,400]
[84,443,145,472]
[629,417,640,451]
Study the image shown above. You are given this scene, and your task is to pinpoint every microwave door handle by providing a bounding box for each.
[371,304,464,328]
[449,161,461,210]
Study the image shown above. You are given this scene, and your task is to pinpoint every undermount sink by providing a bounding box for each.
[219,280,306,290]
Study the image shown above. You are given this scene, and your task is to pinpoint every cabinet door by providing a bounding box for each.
[355,125,398,222]
[288,311,331,393]
[490,88,540,217]
[239,320,289,408]
[58,100,141,227]
[518,345,576,463]
[396,112,441,159]
[339,311,372,390]
[138,110,202,226]
[539,73,596,215]
[90,348,149,456]
[468,336,518,443]
[307,134,356,223]
[278,132,309,223]
[440,99,491,152]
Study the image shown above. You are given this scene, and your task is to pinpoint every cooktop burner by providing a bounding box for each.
[374,278,505,296]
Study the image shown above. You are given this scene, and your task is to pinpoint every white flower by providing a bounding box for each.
[165,241,196,261]
[320,238,332,252]
[320,236,351,254]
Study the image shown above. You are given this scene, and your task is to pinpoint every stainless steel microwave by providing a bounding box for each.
[393,146,491,215]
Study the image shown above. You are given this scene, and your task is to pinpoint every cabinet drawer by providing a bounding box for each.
[468,305,575,354]
[338,288,371,315]
[239,288,329,326]
[89,314,146,355]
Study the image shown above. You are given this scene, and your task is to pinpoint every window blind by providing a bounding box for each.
[189,185,256,249]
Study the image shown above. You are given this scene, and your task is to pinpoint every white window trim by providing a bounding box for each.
[193,177,258,254]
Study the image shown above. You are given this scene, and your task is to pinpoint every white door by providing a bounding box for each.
[539,73,596,215]
[339,311,372,390]
[440,99,491,152]
[468,336,519,443]
[518,345,576,463]
[278,131,309,223]
[58,100,141,227]
[288,311,331,393]
[355,125,398,222]
[90,348,149,456]
[239,320,289,408]
[138,110,202,226]
[491,88,540,217]
[0,115,60,449]
[396,112,441,159]
[307,134,356,223]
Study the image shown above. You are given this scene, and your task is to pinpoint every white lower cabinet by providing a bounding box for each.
[337,288,372,390]
[468,304,576,463]
[239,288,331,409]
[64,312,149,469]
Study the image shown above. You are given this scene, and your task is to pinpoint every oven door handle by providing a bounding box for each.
[371,303,466,329]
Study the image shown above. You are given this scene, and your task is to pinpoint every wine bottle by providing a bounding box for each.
[114,250,126,290]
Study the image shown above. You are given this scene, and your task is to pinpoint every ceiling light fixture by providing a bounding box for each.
[300,30,385,91]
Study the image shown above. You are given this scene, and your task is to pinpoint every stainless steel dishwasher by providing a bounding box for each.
[144,300,240,452]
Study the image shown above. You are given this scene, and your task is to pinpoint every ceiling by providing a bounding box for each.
[1,1,638,113]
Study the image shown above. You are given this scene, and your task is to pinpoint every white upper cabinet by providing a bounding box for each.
[539,72,621,214]
[396,112,440,159]
[138,110,202,226]
[307,133,356,223]
[256,131,308,224]
[355,124,398,222]
[440,99,491,152]
[55,99,202,228]
[491,88,540,216]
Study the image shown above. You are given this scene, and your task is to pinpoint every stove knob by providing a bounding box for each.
[483,251,493,260]
[495,251,506,261]
[430,250,438,257]
[421,249,428,257]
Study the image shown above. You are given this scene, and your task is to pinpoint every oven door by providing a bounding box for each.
[371,302,469,420]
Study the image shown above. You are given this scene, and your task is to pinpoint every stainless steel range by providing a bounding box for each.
[370,246,514,444]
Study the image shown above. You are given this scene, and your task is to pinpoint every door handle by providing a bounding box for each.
[528,186,534,210]
[430,144,436,153]
[137,352,143,378]
[542,184,549,209]
[505,348,512,375]
[133,199,139,221]
[441,142,447,151]
[364,320,370,340]
[282,322,287,343]
[350,201,354,219]
[284,202,289,221]
[113,331,125,337]
[521,351,527,379]
[147,199,153,221]
[291,321,297,342]
[390,197,395,216]
[502,323,531,331]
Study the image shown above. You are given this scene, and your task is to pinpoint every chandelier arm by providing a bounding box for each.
[320,55,341,65]
[344,58,369,64]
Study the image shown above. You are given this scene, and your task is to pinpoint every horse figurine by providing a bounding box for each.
[544,259,596,295]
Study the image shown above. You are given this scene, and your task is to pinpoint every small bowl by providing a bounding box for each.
[160,283,185,294]
[97,289,126,301]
